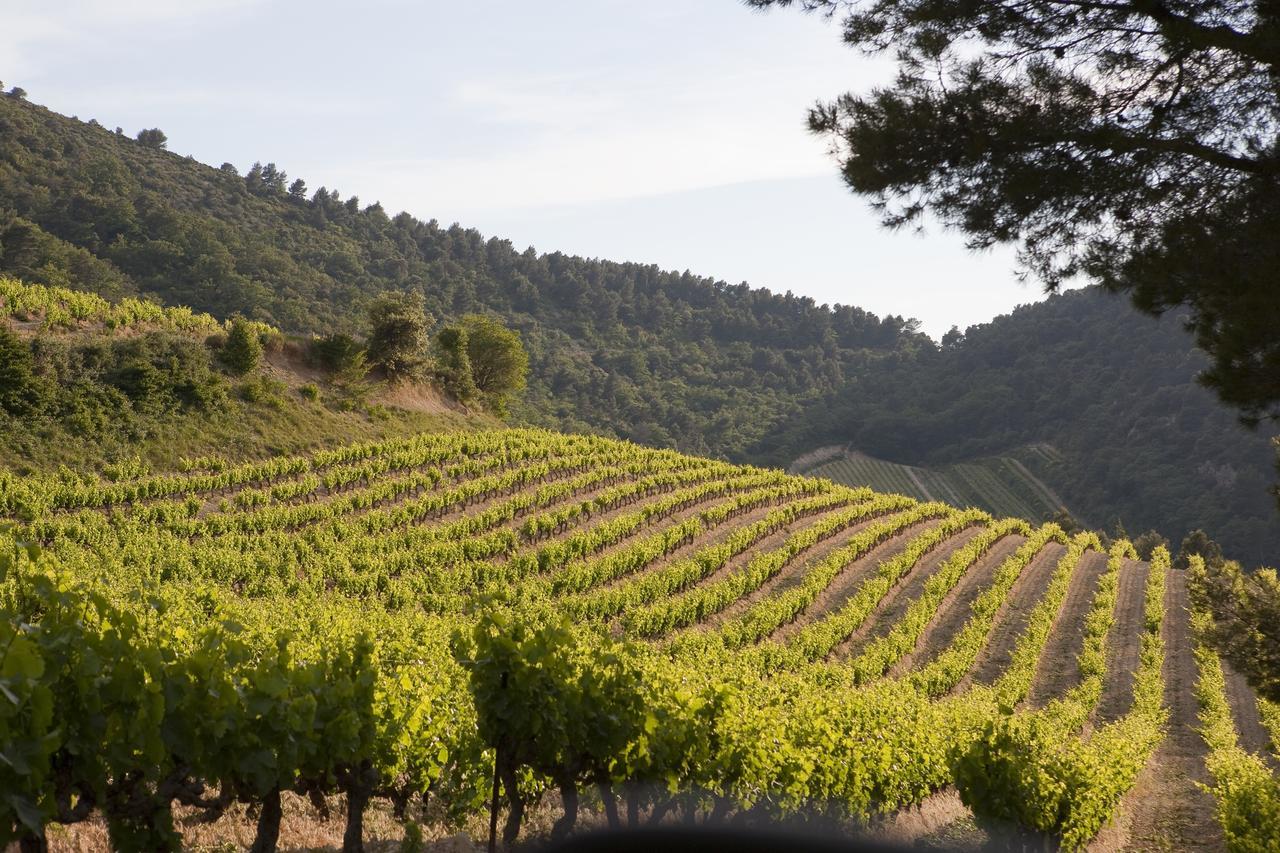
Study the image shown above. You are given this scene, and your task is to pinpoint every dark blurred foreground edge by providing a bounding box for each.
[541,826,917,853]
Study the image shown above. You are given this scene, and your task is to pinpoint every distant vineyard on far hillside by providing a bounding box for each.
[796,445,1075,525]
[0,429,1275,851]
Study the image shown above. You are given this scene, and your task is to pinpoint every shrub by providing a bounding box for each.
[365,292,431,381]
[238,375,286,408]
[310,333,365,375]
[221,318,263,376]
[0,328,47,416]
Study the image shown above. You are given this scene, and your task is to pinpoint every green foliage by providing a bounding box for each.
[761,287,1279,564]
[310,333,370,404]
[432,325,477,404]
[1192,603,1280,851]
[0,277,223,333]
[310,334,357,372]
[1132,530,1170,562]
[0,541,56,847]
[0,429,1189,849]
[1177,529,1226,570]
[310,333,365,374]
[455,314,527,414]
[0,328,46,416]
[952,544,1168,850]
[238,375,287,407]
[221,317,263,375]
[0,94,920,460]
[135,128,168,150]
[456,609,652,840]
[753,0,1280,432]
[1190,556,1280,704]
[366,292,431,382]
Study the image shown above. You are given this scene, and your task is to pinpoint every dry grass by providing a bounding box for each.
[39,793,483,853]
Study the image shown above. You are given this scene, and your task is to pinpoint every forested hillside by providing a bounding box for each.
[0,94,1274,562]
[754,288,1279,563]
[0,94,920,458]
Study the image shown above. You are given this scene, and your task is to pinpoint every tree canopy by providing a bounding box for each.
[221,317,263,376]
[750,0,1280,428]
[365,291,431,381]
[135,128,168,150]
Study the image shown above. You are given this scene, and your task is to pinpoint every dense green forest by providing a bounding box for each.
[0,94,919,459]
[752,287,1279,563]
[0,93,1275,562]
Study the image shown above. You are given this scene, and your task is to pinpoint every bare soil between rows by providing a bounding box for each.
[833,529,1018,661]
[1094,558,1151,724]
[1024,549,1108,709]
[892,533,1028,677]
[962,541,1066,689]
[1098,568,1223,851]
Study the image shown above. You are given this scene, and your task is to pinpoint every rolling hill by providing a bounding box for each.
[1,93,1274,565]
[792,444,1076,524]
[759,287,1280,565]
[0,92,919,460]
[2,428,1276,850]
[0,276,487,473]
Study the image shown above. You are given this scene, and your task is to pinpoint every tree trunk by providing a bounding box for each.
[488,748,502,853]
[680,793,698,825]
[249,787,282,853]
[550,772,578,840]
[499,756,524,847]
[625,783,641,829]
[598,780,621,830]
[343,777,371,853]
[647,795,677,826]
[708,795,733,825]
[18,836,49,853]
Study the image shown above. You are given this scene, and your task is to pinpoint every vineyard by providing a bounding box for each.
[0,277,275,338]
[0,428,1277,851]
[798,447,1073,524]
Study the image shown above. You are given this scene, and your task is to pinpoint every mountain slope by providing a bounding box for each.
[757,287,1279,563]
[0,94,1273,561]
[0,277,484,473]
[795,446,1075,524]
[0,93,921,460]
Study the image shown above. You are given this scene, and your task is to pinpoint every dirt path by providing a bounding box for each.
[1093,568,1224,851]
[656,503,861,592]
[961,541,1067,689]
[831,528,1012,661]
[766,519,968,642]
[891,534,1027,677]
[1094,559,1152,724]
[1025,549,1108,709]
[564,490,820,599]
[525,474,817,567]
[704,511,905,626]
[1223,661,1279,768]
[600,501,884,633]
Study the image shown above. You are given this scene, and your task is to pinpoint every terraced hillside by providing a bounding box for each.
[795,446,1076,524]
[0,430,1276,851]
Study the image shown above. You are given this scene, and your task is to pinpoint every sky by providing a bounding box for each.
[3,0,1056,337]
